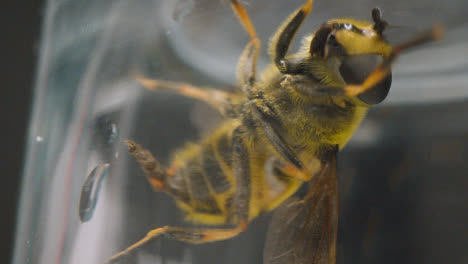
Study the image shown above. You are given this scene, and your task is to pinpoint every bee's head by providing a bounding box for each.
[310,8,393,104]
[310,8,391,58]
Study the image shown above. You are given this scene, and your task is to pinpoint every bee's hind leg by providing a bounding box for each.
[106,130,252,264]
[124,140,173,191]
[105,223,247,264]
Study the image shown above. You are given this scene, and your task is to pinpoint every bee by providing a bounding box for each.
[106,0,442,263]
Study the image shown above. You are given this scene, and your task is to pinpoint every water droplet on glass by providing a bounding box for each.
[172,0,195,23]
[79,163,109,222]
[96,118,120,145]
[108,123,119,143]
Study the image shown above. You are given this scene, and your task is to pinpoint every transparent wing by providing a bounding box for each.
[264,156,338,264]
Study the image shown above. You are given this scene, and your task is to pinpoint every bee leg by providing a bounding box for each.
[231,127,252,224]
[125,140,170,191]
[243,99,306,172]
[106,221,248,263]
[230,0,261,95]
[342,25,443,97]
[262,157,320,212]
[106,133,252,264]
[134,74,234,116]
[276,161,317,182]
[270,0,314,74]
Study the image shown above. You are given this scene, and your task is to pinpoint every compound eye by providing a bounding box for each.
[340,54,392,104]
[328,34,339,47]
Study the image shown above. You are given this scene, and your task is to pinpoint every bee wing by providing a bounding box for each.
[264,156,338,264]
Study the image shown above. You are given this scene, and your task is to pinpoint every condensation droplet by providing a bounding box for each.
[96,118,120,145]
[107,123,119,143]
[79,163,110,222]
[172,0,195,23]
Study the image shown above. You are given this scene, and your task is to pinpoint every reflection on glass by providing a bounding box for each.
[79,163,110,223]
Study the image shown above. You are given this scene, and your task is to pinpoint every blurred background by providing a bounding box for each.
[7,0,468,264]
[2,1,43,264]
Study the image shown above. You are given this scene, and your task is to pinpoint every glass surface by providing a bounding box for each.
[13,0,467,264]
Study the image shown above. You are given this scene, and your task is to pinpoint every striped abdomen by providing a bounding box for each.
[164,119,303,226]
[165,122,239,225]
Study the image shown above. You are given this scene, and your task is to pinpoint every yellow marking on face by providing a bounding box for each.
[329,19,392,57]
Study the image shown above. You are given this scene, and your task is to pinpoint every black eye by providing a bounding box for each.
[358,74,392,104]
[328,34,339,47]
[340,54,392,104]
[310,24,332,57]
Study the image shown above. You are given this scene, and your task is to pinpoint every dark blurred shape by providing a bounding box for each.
[339,101,468,264]
[2,1,43,264]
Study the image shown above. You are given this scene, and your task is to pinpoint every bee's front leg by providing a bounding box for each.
[134,75,238,116]
[270,0,314,74]
[230,0,261,97]
[241,99,308,174]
